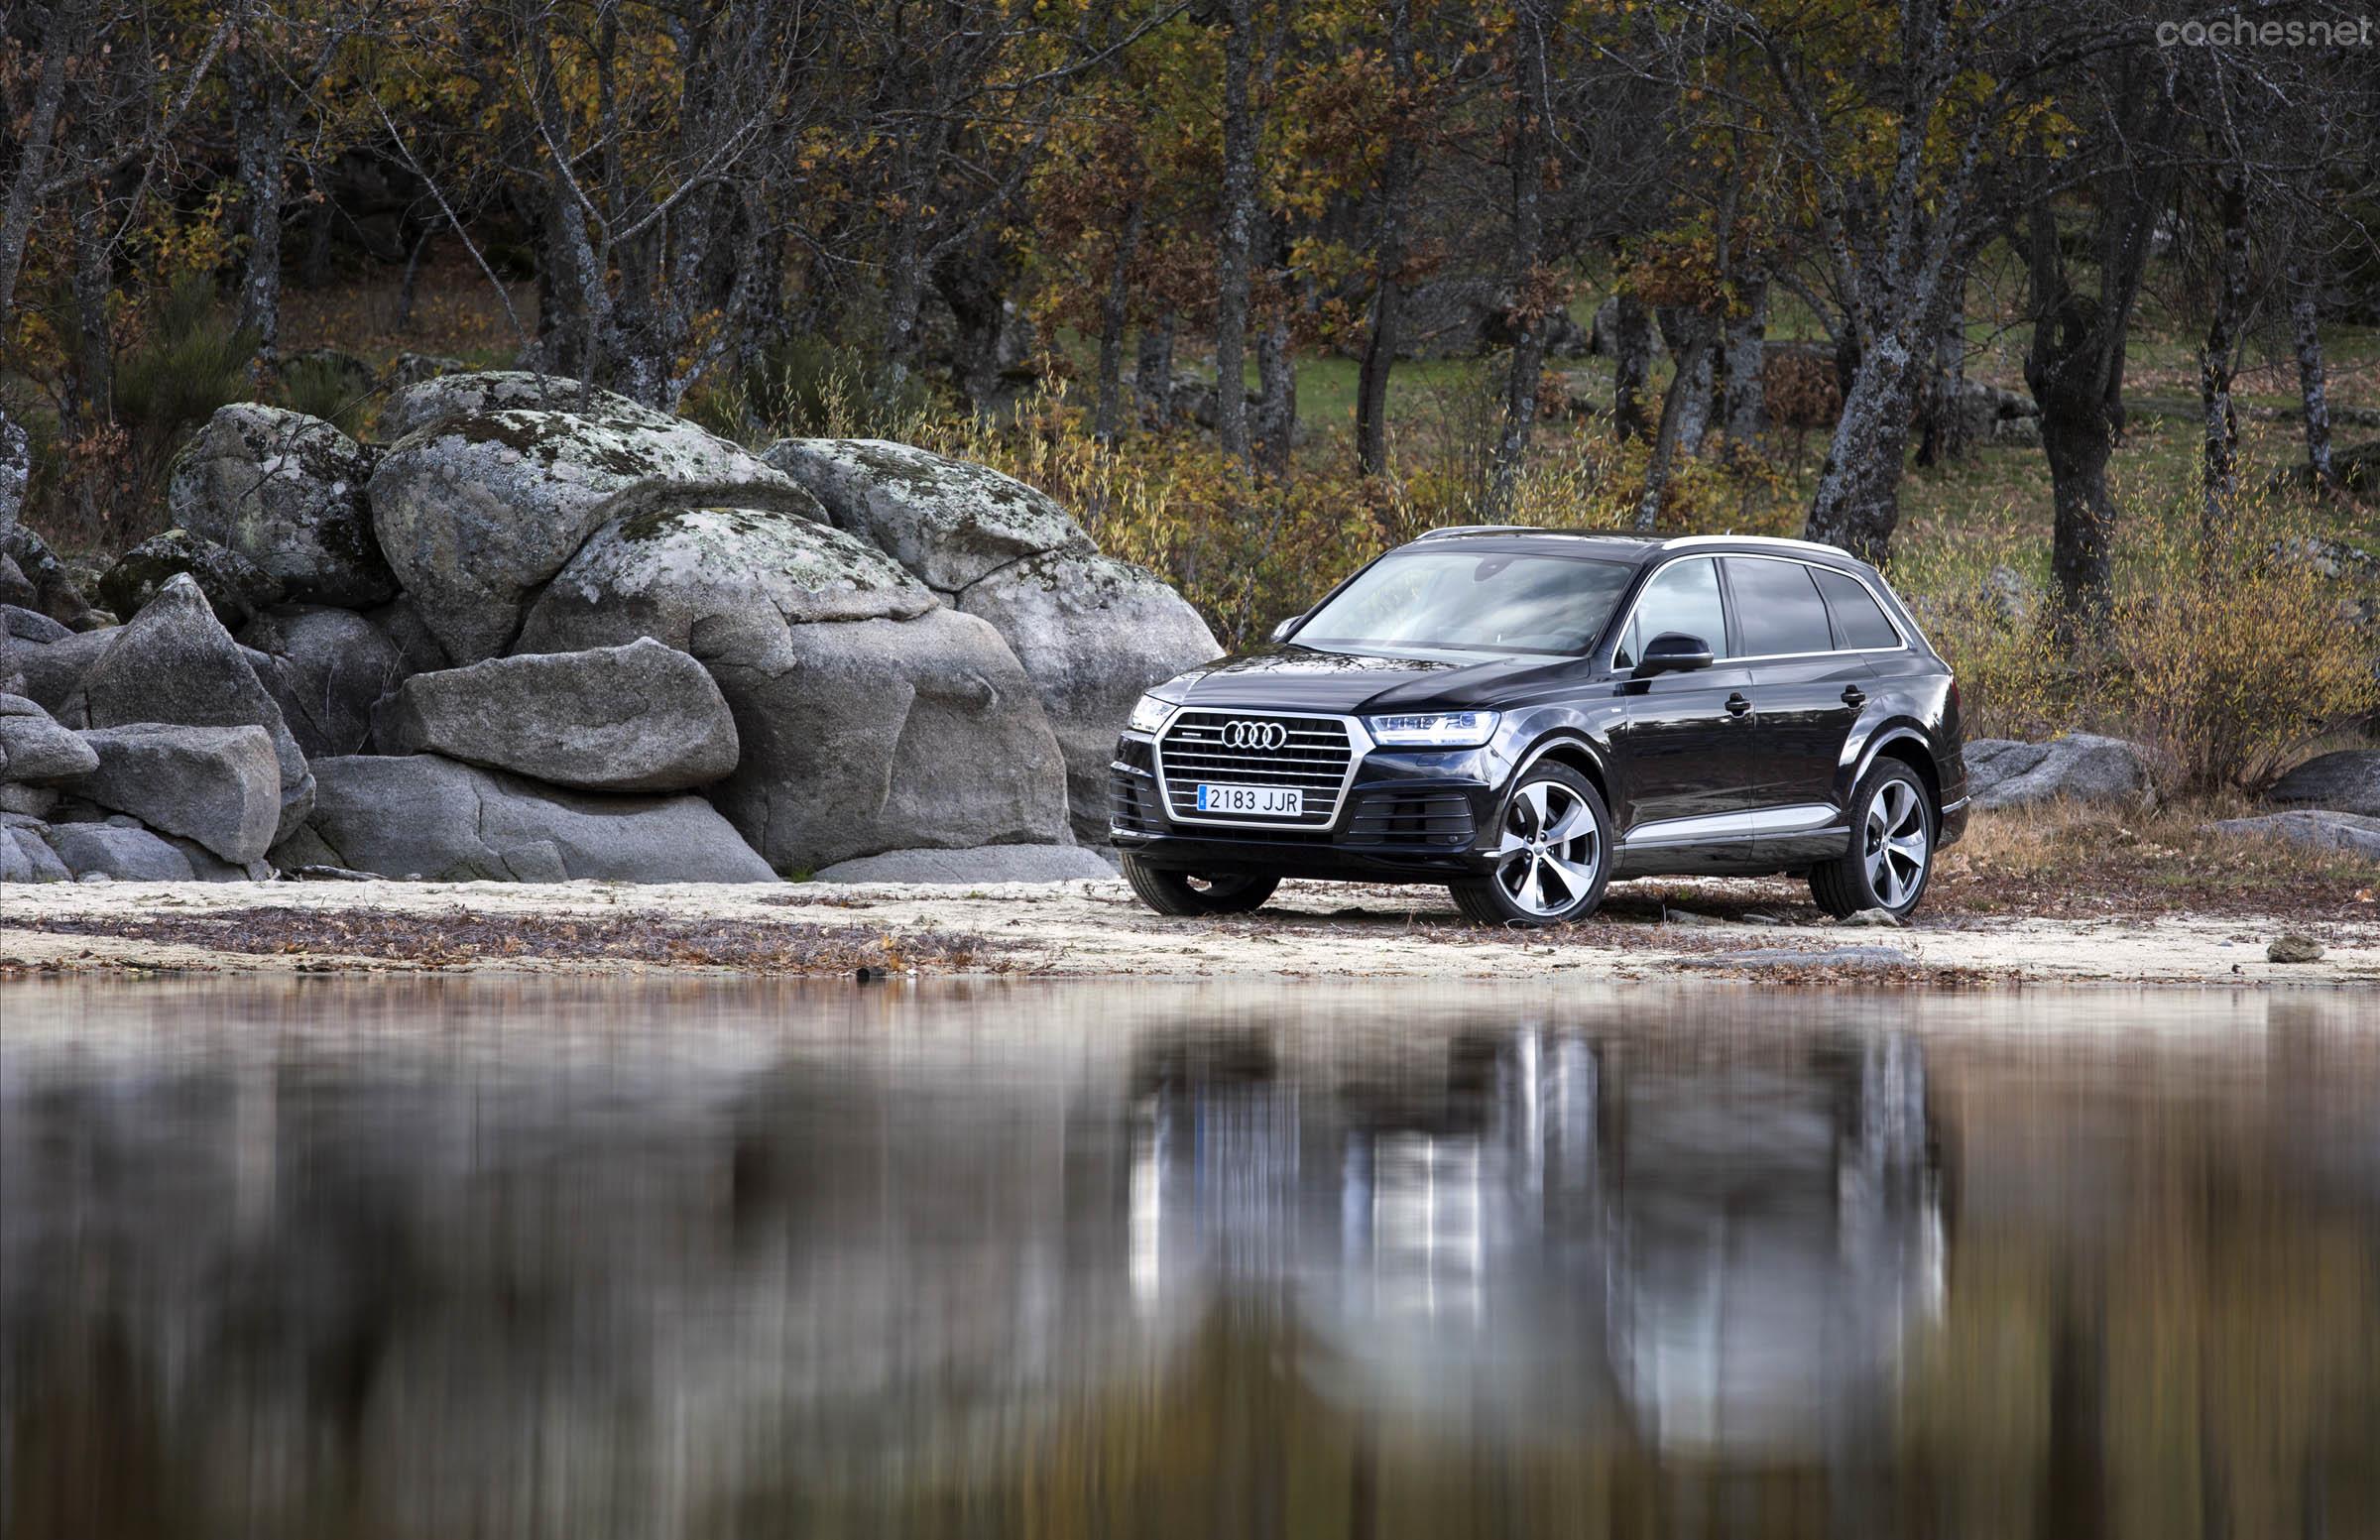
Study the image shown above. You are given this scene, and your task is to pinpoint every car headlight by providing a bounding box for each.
[1364,710,1500,748]
[1127,693,1177,734]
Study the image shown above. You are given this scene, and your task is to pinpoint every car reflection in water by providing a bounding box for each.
[1124,1023,1946,1459]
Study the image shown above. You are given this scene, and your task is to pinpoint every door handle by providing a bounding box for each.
[1726,692,1752,718]
[1841,686,1867,709]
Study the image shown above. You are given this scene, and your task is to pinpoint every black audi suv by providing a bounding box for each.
[1110,529,1967,926]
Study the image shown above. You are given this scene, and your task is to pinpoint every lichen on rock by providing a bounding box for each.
[762,437,1095,593]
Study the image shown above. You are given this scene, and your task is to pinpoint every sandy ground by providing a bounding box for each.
[2,875,2373,987]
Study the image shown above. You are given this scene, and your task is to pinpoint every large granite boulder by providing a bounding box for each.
[377,370,677,440]
[369,409,816,661]
[956,549,1219,841]
[1964,734,2155,810]
[272,754,777,883]
[761,438,1094,594]
[73,724,282,864]
[239,605,408,759]
[8,627,119,716]
[2265,750,2380,817]
[165,405,395,605]
[3,604,69,643]
[383,638,738,792]
[42,821,198,882]
[515,505,1067,872]
[1,819,70,883]
[0,693,99,782]
[68,576,312,840]
[97,529,285,630]
[2212,809,2380,860]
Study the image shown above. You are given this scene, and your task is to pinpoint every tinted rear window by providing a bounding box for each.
[1726,558,1833,656]
[1812,567,1901,650]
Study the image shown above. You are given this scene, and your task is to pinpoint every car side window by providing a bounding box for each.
[1726,558,1834,656]
[1614,557,1727,669]
[1811,566,1901,650]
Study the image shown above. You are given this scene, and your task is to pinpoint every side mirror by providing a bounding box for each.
[1268,614,1305,645]
[1632,632,1716,678]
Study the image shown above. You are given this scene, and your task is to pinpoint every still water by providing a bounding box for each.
[2,979,2376,1540]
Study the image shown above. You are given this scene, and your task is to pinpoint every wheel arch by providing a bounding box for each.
[1854,726,1942,815]
[1512,732,1613,811]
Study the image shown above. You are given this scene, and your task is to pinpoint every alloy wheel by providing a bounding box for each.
[1863,778,1930,909]
[1491,779,1603,918]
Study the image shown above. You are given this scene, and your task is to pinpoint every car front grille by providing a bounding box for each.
[1156,711,1357,829]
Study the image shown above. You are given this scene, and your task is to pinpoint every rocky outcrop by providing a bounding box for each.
[1964,734,2156,810]
[0,693,99,782]
[239,605,407,759]
[165,405,396,605]
[2212,809,2380,860]
[377,370,677,440]
[955,549,1218,840]
[370,408,816,660]
[763,438,1093,593]
[74,724,283,864]
[2265,750,2380,816]
[98,529,285,629]
[272,755,778,883]
[813,844,1117,884]
[9,626,119,716]
[515,504,1067,871]
[0,817,70,883]
[41,820,199,882]
[69,576,312,841]
[383,639,738,792]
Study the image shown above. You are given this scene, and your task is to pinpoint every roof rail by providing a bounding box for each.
[1413,524,1548,540]
[1658,533,1851,557]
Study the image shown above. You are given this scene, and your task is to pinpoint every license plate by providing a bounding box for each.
[1196,783,1304,817]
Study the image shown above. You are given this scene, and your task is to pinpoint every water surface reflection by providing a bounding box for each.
[2,980,2375,1539]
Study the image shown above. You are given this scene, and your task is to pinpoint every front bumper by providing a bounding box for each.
[1109,731,1499,881]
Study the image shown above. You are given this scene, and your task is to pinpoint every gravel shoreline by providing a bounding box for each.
[3,876,2371,987]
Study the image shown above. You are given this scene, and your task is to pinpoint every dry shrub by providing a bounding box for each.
[2111,497,2376,794]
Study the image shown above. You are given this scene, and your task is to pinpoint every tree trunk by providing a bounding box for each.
[1610,294,1654,442]
[1355,0,1416,480]
[0,0,83,316]
[1484,0,1551,517]
[2197,171,2251,541]
[64,187,113,436]
[395,227,432,332]
[1803,334,1916,563]
[1635,317,1717,530]
[2288,267,2333,489]
[1093,199,1145,444]
[1136,316,1176,428]
[230,36,292,371]
[301,181,335,289]
[2036,382,2121,639]
[1915,277,1970,467]
[1655,307,1714,457]
[1720,274,1768,450]
[1212,0,1260,465]
[1253,220,1296,473]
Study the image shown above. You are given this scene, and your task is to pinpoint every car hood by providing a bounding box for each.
[1160,645,1578,714]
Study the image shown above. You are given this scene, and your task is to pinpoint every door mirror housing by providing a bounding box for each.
[1268,613,1305,645]
[1632,632,1716,678]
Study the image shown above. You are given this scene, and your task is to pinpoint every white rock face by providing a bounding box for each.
[515,504,1069,870]
[369,410,817,661]
[167,405,395,606]
[75,723,283,864]
[384,639,740,793]
[956,550,1219,841]
[273,754,779,883]
[762,438,1095,593]
[377,370,679,440]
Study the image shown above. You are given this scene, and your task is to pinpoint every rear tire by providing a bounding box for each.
[1449,764,1612,927]
[1810,761,1935,919]
[1121,855,1280,916]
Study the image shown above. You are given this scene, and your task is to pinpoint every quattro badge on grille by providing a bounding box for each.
[1222,719,1289,751]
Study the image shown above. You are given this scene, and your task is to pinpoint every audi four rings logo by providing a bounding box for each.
[1222,719,1289,751]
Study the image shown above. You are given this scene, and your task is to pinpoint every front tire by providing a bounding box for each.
[1450,765,1612,927]
[1811,762,1935,919]
[1121,855,1280,916]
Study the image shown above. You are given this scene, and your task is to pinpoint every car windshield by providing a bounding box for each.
[1293,550,1634,655]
